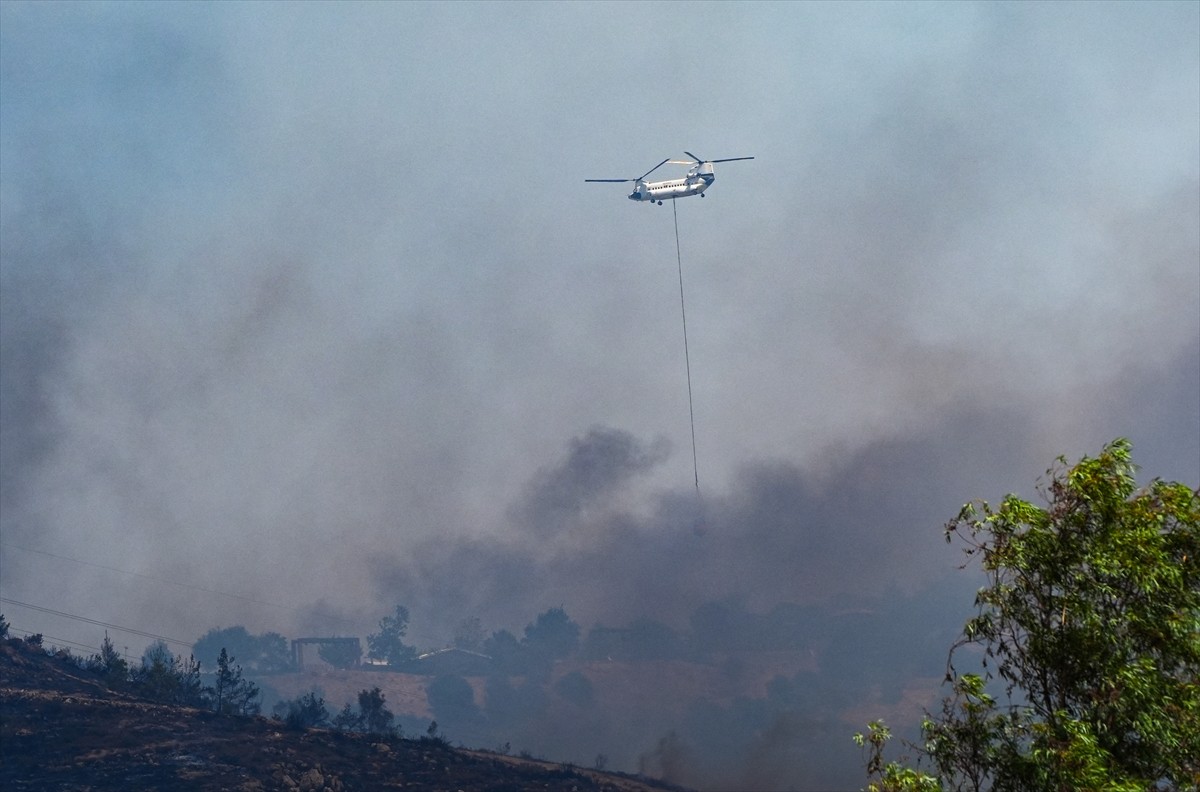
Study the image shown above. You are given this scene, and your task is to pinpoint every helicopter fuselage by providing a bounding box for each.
[630,171,714,203]
[586,155,749,204]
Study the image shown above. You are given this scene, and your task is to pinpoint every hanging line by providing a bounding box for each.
[673,199,700,494]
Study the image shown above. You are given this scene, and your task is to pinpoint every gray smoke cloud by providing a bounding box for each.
[2,2,1197,788]
[513,426,670,539]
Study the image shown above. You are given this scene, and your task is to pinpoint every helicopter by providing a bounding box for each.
[586,152,754,204]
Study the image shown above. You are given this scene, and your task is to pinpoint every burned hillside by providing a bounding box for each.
[0,635,684,792]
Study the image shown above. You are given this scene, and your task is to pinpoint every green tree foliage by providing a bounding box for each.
[518,607,580,681]
[131,640,204,705]
[854,721,939,792]
[273,690,330,730]
[208,648,261,716]
[87,632,129,689]
[366,605,417,668]
[523,607,580,659]
[192,626,291,673]
[332,701,362,732]
[0,613,9,639]
[140,639,174,670]
[862,439,1199,791]
[317,639,362,669]
[356,686,396,735]
[254,631,290,671]
[483,628,523,674]
[172,654,205,706]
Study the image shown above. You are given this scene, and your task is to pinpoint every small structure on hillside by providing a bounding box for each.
[414,647,493,676]
[291,637,362,671]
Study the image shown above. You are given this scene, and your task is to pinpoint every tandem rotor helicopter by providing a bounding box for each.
[586,152,754,204]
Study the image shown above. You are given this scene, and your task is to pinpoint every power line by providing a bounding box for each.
[0,597,193,649]
[10,627,102,655]
[10,627,141,663]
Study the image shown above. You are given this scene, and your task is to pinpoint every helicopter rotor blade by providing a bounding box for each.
[638,158,671,181]
[586,154,751,185]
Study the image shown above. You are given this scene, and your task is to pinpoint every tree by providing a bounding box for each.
[88,632,129,689]
[366,605,417,668]
[454,616,486,652]
[357,686,396,735]
[193,626,292,673]
[208,648,261,716]
[253,631,292,672]
[140,639,174,669]
[523,607,580,660]
[173,654,205,706]
[483,628,524,674]
[133,640,179,702]
[132,642,205,706]
[318,639,362,669]
[861,439,1199,791]
[520,607,580,681]
[274,690,330,730]
[855,721,939,792]
[194,626,255,671]
[332,701,362,732]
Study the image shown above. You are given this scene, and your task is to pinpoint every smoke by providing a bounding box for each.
[512,426,670,540]
[2,2,1197,788]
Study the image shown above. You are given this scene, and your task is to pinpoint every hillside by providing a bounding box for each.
[264,648,820,723]
[0,638,685,791]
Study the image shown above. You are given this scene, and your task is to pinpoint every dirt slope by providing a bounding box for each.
[0,638,685,792]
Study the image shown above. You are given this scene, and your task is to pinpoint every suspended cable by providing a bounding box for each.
[0,597,194,649]
[673,199,700,494]
[9,627,107,657]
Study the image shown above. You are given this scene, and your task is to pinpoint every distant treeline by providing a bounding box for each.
[0,618,428,743]
[189,596,951,677]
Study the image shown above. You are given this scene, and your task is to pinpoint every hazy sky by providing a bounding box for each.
[1,0,1197,743]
